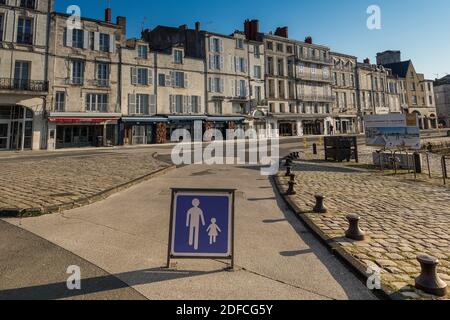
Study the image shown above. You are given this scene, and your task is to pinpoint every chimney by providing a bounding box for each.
[195,21,201,31]
[116,16,126,33]
[364,58,371,64]
[105,8,112,23]
[275,27,288,38]
[305,36,313,44]
[179,24,188,30]
[244,19,259,41]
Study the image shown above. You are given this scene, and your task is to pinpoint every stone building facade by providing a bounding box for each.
[45,10,126,150]
[434,75,450,128]
[258,27,333,137]
[330,52,358,134]
[0,0,52,151]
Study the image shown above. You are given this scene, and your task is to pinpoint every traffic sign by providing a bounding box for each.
[167,188,236,269]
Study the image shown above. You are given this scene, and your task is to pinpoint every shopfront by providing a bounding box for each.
[206,117,246,140]
[120,117,169,145]
[334,117,357,135]
[278,122,297,137]
[47,113,120,150]
[0,105,34,151]
[167,116,207,142]
[303,120,324,136]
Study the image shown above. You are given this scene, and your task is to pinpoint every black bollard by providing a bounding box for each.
[415,255,448,297]
[345,214,366,241]
[286,180,296,195]
[313,143,318,155]
[313,194,327,213]
[285,166,292,177]
[289,173,296,182]
[285,158,292,167]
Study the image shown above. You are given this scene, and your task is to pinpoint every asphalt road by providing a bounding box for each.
[0,220,145,300]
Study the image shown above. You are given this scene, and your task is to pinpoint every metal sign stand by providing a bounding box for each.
[166,188,236,270]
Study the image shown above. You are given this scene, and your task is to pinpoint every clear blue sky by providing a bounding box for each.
[56,0,450,79]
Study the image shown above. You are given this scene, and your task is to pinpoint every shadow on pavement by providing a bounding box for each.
[0,267,223,300]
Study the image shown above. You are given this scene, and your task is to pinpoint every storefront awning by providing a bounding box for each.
[48,118,119,124]
[168,116,208,121]
[121,117,168,123]
[207,117,246,122]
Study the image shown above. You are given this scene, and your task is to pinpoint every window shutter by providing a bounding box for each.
[166,72,171,87]
[131,67,137,85]
[236,80,240,97]
[198,96,202,113]
[128,93,136,114]
[94,32,100,51]
[109,34,115,53]
[208,77,212,92]
[68,60,73,83]
[83,30,89,49]
[149,95,156,114]
[229,55,234,72]
[220,78,224,93]
[184,95,189,114]
[231,80,235,97]
[243,59,248,73]
[220,56,224,70]
[170,71,175,87]
[184,73,188,88]
[209,38,213,52]
[219,39,223,52]
[66,28,73,47]
[148,69,153,85]
[170,95,175,113]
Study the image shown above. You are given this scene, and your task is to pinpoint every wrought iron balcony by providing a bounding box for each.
[298,94,335,103]
[0,78,48,92]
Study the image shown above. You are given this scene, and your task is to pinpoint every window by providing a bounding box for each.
[214,101,223,114]
[174,50,183,64]
[276,43,283,52]
[209,77,223,93]
[138,45,148,59]
[158,74,166,87]
[341,73,346,87]
[72,29,84,48]
[129,94,155,115]
[55,92,66,112]
[209,54,222,70]
[254,65,262,79]
[277,58,284,76]
[236,57,246,73]
[428,83,432,91]
[71,60,85,85]
[266,41,273,51]
[20,0,35,9]
[17,17,33,45]
[99,33,110,52]
[132,68,150,86]
[210,38,222,53]
[236,38,244,49]
[254,86,262,102]
[232,103,244,114]
[350,74,355,87]
[170,95,184,113]
[267,57,274,75]
[14,61,30,88]
[286,46,293,54]
[0,14,4,42]
[173,71,186,88]
[191,96,201,113]
[135,94,149,114]
[254,45,261,58]
[96,62,109,86]
[86,94,108,112]
[412,96,417,105]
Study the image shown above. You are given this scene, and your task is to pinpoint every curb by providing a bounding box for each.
[272,174,405,301]
[0,153,176,218]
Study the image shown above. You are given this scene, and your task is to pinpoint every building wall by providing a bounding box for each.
[0,0,53,150]
[434,84,450,127]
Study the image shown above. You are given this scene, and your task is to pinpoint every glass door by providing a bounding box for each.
[14,61,31,90]
[0,123,9,150]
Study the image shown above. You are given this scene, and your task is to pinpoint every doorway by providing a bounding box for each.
[0,123,9,149]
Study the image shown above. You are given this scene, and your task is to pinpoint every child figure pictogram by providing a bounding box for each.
[206,218,221,245]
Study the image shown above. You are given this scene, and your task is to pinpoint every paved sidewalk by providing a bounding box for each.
[4,164,375,300]
[0,152,170,217]
[277,160,450,300]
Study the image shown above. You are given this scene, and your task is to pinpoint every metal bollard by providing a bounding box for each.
[285,158,292,167]
[285,166,292,177]
[313,143,318,155]
[415,255,448,297]
[345,214,366,241]
[313,194,327,213]
[289,173,296,182]
[286,180,296,195]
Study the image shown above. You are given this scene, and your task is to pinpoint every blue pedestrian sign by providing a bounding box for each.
[167,188,235,268]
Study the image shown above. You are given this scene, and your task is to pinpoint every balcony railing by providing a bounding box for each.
[0,78,48,92]
[296,55,333,65]
[298,94,335,102]
[296,73,332,82]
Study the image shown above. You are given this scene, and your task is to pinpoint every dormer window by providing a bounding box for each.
[138,45,148,59]
[20,0,36,9]
[174,49,183,64]
[236,38,244,49]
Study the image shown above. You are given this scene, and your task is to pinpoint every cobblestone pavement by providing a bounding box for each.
[0,152,170,216]
[278,160,450,300]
